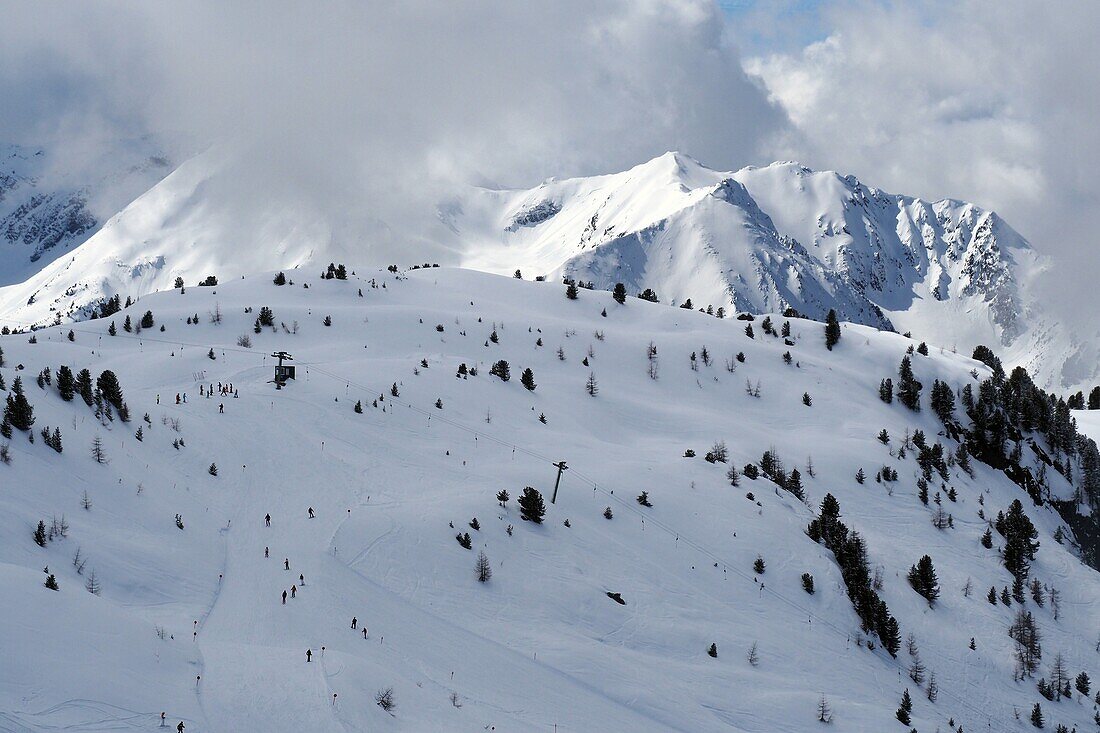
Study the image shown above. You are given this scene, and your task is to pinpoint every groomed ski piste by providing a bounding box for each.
[1,267,1097,732]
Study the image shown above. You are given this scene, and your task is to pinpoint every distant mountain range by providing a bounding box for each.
[0,145,1094,392]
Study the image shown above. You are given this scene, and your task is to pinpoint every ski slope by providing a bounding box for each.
[1,268,1097,732]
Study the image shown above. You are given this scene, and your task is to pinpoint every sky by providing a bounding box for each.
[0,0,1096,318]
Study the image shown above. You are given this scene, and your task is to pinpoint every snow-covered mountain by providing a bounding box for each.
[0,148,1094,392]
[0,141,174,287]
[2,267,1098,731]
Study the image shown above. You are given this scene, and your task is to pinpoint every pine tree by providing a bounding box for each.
[490,360,511,382]
[785,469,805,501]
[56,365,75,401]
[824,309,841,350]
[354,400,363,413]
[895,689,912,724]
[51,427,62,453]
[753,556,765,574]
[273,271,287,285]
[108,321,117,336]
[707,642,717,658]
[585,372,598,396]
[879,378,893,403]
[982,526,993,548]
[1030,702,1043,728]
[565,282,579,300]
[96,370,125,411]
[520,368,536,391]
[930,380,955,423]
[897,356,922,411]
[89,434,107,464]
[475,551,492,582]
[123,315,132,332]
[85,569,100,594]
[518,487,546,523]
[141,310,154,328]
[208,463,218,476]
[988,586,998,604]
[34,520,47,546]
[907,555,940,605]
[75,369,94,405]
[5,376,35,431]
[44,573,59,590]
[801,573,814,594]
[496,489,509,506]
[612,283,626,304]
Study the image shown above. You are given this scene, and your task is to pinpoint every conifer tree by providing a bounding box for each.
[824,309,841,350]
[1030,702,1043,728]
[34,520,47,546]
[930,380,955,423]
[895,689,912,724]
[44,574,59,590]
[56,365,75,402]
[96,370,125,411]
[141,310,154,328]
[518,487,546,523]
[585,372,598,396]
[785,469,805,501]
[565,282,579,300]
[879,378,893,403]
[612,283,626,304]
[72,369,91,406]
[4,377,35,431]
[475,551,492,582]
[907,555,940,605]
[490,360,511,382]
[520,368,536,391]
[1001,499,1040,579]
[897,356,922,411]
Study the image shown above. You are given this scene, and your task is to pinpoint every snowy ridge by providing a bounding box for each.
[0,149,1092,392]
[1,268,1097,731]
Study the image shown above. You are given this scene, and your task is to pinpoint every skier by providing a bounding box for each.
[306,649,312,662]
[177,722,185,733]
[308,507,315,519]
[285,558,290,570]
[265,513,271,527]
[299,573,304,585]
[161,711,166,726]
[219,403,224,413]
[351,617,357,629]
[362,627,368,639]
[175,394,181,405]
[265,546,269,558]
[291,585,297,598]
[282,590,287,605]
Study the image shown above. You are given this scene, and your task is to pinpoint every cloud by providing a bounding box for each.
[743,0,1100,325]
[0,0,784,248]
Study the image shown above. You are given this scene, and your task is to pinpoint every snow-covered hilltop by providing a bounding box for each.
[0,148,1093,392]
[1,268,1098,731]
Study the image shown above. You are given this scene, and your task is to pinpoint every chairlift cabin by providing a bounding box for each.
[275,364,296,383]
[272,351,295,386]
